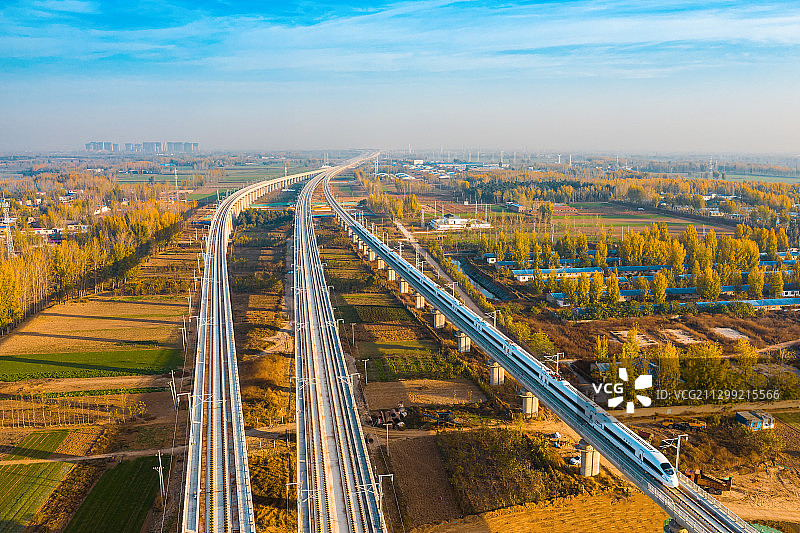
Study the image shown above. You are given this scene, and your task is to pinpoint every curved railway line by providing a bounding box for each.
[322,168,758,533]
[179,153,759,533]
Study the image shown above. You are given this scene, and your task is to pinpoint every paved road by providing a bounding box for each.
[0,445,190,466]
[393,221,485,316]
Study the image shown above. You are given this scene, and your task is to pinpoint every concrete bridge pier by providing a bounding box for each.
[377,258,385,269]
[520,390,538,418]
[457,331,471,352]
[578,441,601,477]
[387,268,396,282]
[433,309,445,329]
[352,233,359,243]
[368,249,376,262]
[399,279,410,294]
[414,291,425,309]
[488,360,505,386]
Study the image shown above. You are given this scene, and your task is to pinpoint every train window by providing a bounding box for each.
[660,463,675,476]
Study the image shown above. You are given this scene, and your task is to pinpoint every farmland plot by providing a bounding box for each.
[0,430,73,533]
[65,455,169,533]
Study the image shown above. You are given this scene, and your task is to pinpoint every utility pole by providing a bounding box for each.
[661,434,688,472]
[153,450,166,500]
[488,310,498,328]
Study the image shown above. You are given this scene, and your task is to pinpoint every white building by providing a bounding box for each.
[429,213,491,231]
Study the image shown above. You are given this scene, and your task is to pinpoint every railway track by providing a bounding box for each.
[294,157,386,533]
[322,169,758,533]
[181,170,320,533]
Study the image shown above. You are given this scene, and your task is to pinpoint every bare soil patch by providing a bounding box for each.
[610,329,658,347]
[712,327,749,341]
[663,328,702,345]
[390,436,461,528]
[718,467,800,523]
[364,379,485,410]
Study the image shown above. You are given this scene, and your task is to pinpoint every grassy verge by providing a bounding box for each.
[64,455,169,533]
[0,348,182,381]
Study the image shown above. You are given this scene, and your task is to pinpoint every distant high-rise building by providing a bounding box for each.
[142,142,163,153]
[85,141,117,152]
[165,141,199,153]
[88,140,195,153]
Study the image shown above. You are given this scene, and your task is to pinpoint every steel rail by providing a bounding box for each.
[323,171,758,533]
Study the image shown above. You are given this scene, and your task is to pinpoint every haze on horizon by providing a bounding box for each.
[1,0,799,154]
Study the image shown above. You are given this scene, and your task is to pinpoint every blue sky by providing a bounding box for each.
[1,0,799,153]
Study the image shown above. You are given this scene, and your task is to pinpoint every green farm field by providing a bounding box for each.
[317,219,456,383]
[65,455,169,533]
[0,430,74,533]
[337,301,414,324]
[217,164,315,183]
[370,354,466,381]
[0,348,182,381]
[487,201,734,238]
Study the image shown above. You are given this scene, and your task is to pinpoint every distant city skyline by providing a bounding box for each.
[2,1,800,153]
[84,141,199,153]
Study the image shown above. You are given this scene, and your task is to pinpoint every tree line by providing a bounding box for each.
[0,171,190,332]
[594,330,800,405]
[481,222,798,303]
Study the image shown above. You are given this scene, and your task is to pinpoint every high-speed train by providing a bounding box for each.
[344,214,680,489]
[463,302,680,489]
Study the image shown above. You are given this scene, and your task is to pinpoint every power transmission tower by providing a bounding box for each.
[2,198,13,258]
